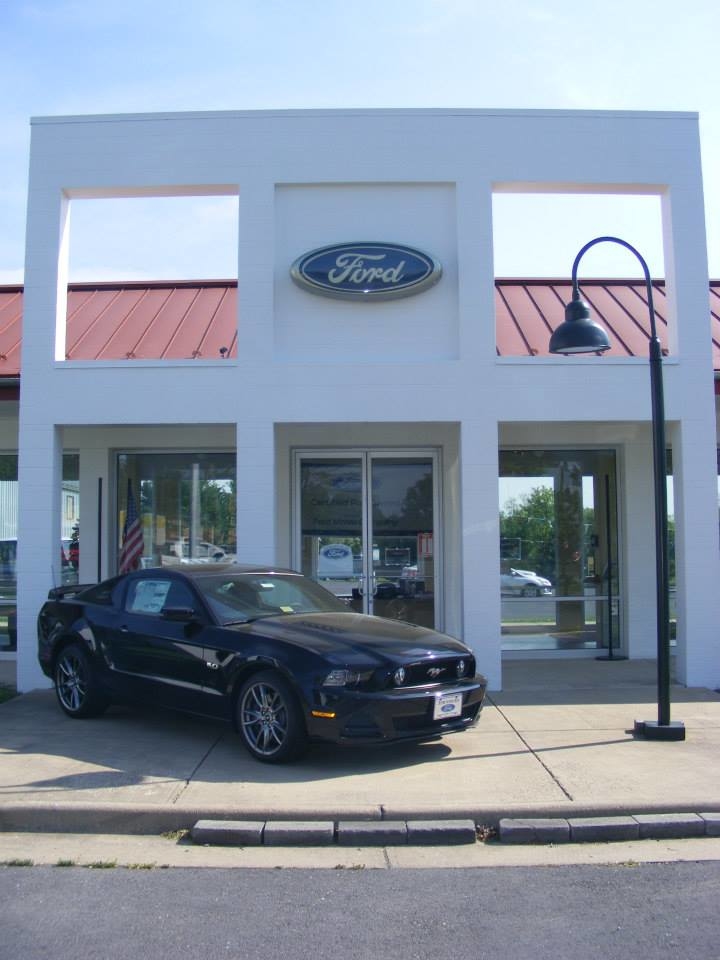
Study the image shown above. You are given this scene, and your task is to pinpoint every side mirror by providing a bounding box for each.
[161,605,197,622]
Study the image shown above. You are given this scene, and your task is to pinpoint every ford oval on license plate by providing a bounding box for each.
[433,692,463,720]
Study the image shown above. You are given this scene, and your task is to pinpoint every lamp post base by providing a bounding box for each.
[595,654,628,661]
[634,719,686,741]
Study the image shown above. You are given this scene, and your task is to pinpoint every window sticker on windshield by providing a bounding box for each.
[280,605,294,613]
[259,582,274,589]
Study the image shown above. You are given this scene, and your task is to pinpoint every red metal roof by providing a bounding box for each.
[0,279,719,380]
[0,280,238,377]
[496,279,720,364]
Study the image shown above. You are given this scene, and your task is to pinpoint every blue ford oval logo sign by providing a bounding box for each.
[324,546,350,560]
[290,242,442,301]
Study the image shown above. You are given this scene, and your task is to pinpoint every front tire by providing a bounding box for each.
[236,670,308,763]
[54,642,108,718]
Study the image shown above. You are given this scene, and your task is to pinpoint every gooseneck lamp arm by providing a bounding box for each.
[570,236,659,345]
[551,236,683,740]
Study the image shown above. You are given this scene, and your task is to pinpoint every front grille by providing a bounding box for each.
[390,656,475,688]
[393,700,479,733]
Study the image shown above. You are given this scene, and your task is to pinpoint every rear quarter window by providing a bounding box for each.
[78,578,124,606]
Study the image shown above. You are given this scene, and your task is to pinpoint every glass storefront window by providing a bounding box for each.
[0,452,79,651]
[0,454,18,649]
[499,450,619,653]
[117,453,236,571]
[61,454,80,589]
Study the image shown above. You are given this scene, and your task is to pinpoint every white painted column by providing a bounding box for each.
[16,168,68,691]
[622,429,658,660]
[670,417,720,687]
[235,420,276,565]
[236,177,274,363]
[16,423,62,690]
[460,419,502,690]
[659,155,720,688]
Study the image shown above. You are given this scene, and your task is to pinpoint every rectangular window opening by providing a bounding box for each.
[492,191,666,359]
[62,193,239,363]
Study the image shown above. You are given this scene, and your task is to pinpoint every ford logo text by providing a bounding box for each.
[290,242,442,301]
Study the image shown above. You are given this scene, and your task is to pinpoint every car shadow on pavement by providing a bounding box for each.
[0,689,460,795]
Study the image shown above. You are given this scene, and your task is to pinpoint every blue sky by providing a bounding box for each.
[1,0,718,283]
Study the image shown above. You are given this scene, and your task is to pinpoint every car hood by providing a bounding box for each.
[232,612,472,664]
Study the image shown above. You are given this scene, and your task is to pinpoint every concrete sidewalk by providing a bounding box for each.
[1,658,719,837]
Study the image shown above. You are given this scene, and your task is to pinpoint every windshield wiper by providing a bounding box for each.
[222,614,275,625]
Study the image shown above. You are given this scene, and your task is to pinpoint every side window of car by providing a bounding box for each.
[125,579,173,615]
[164,580,197,610]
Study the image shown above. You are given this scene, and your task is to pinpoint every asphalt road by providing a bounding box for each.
[2,862,719,960]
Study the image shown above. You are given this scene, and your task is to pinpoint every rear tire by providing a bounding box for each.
[54,642,109,718]
[236,670,308,763]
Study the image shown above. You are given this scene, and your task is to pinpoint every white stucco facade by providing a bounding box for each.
[15,107,720,692]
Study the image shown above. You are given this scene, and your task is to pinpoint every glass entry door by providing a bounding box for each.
[295,451,438,629]
[499,449,621,653]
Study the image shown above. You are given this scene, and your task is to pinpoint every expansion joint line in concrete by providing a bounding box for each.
[170,734,226,804]
[486,696,573,801]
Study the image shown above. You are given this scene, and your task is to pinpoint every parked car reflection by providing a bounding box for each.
[500,568,553,597]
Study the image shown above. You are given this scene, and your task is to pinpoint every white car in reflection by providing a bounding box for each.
[500,568,553,597]
[160,541,233,566]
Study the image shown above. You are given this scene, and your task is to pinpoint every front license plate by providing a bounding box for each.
[433,692,463,720]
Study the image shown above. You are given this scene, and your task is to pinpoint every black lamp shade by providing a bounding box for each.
[549,296,612,355]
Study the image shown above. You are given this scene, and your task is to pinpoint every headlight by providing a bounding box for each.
[456,659,466,678]
[322,669,361,687]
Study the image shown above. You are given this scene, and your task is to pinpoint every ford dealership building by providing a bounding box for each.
[4,107,720,693]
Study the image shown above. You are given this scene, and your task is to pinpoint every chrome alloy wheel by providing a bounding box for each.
[239,680,290,757]
[56,648,88,714]
[53,642,108,718]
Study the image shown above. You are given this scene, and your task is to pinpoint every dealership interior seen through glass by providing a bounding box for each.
[117,452,237,572]
[0,445,683,654]
[299,455,437,630]
[500,449,626,652]
[0,454,79,651]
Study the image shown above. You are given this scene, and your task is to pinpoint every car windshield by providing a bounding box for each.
[198,573,347,624]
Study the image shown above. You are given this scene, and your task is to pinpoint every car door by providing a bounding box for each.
[106,573,209,712]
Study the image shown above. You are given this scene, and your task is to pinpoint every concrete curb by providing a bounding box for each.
[191,819,478,847]
[499,812,720,844]
[3,800,720,837]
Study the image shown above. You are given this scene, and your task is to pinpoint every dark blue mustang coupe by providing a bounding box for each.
[37,563,487,763]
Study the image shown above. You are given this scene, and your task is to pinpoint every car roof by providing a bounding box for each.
[143,562,301,581]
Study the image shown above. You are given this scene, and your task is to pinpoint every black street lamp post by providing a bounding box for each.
[549,236,685,741]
